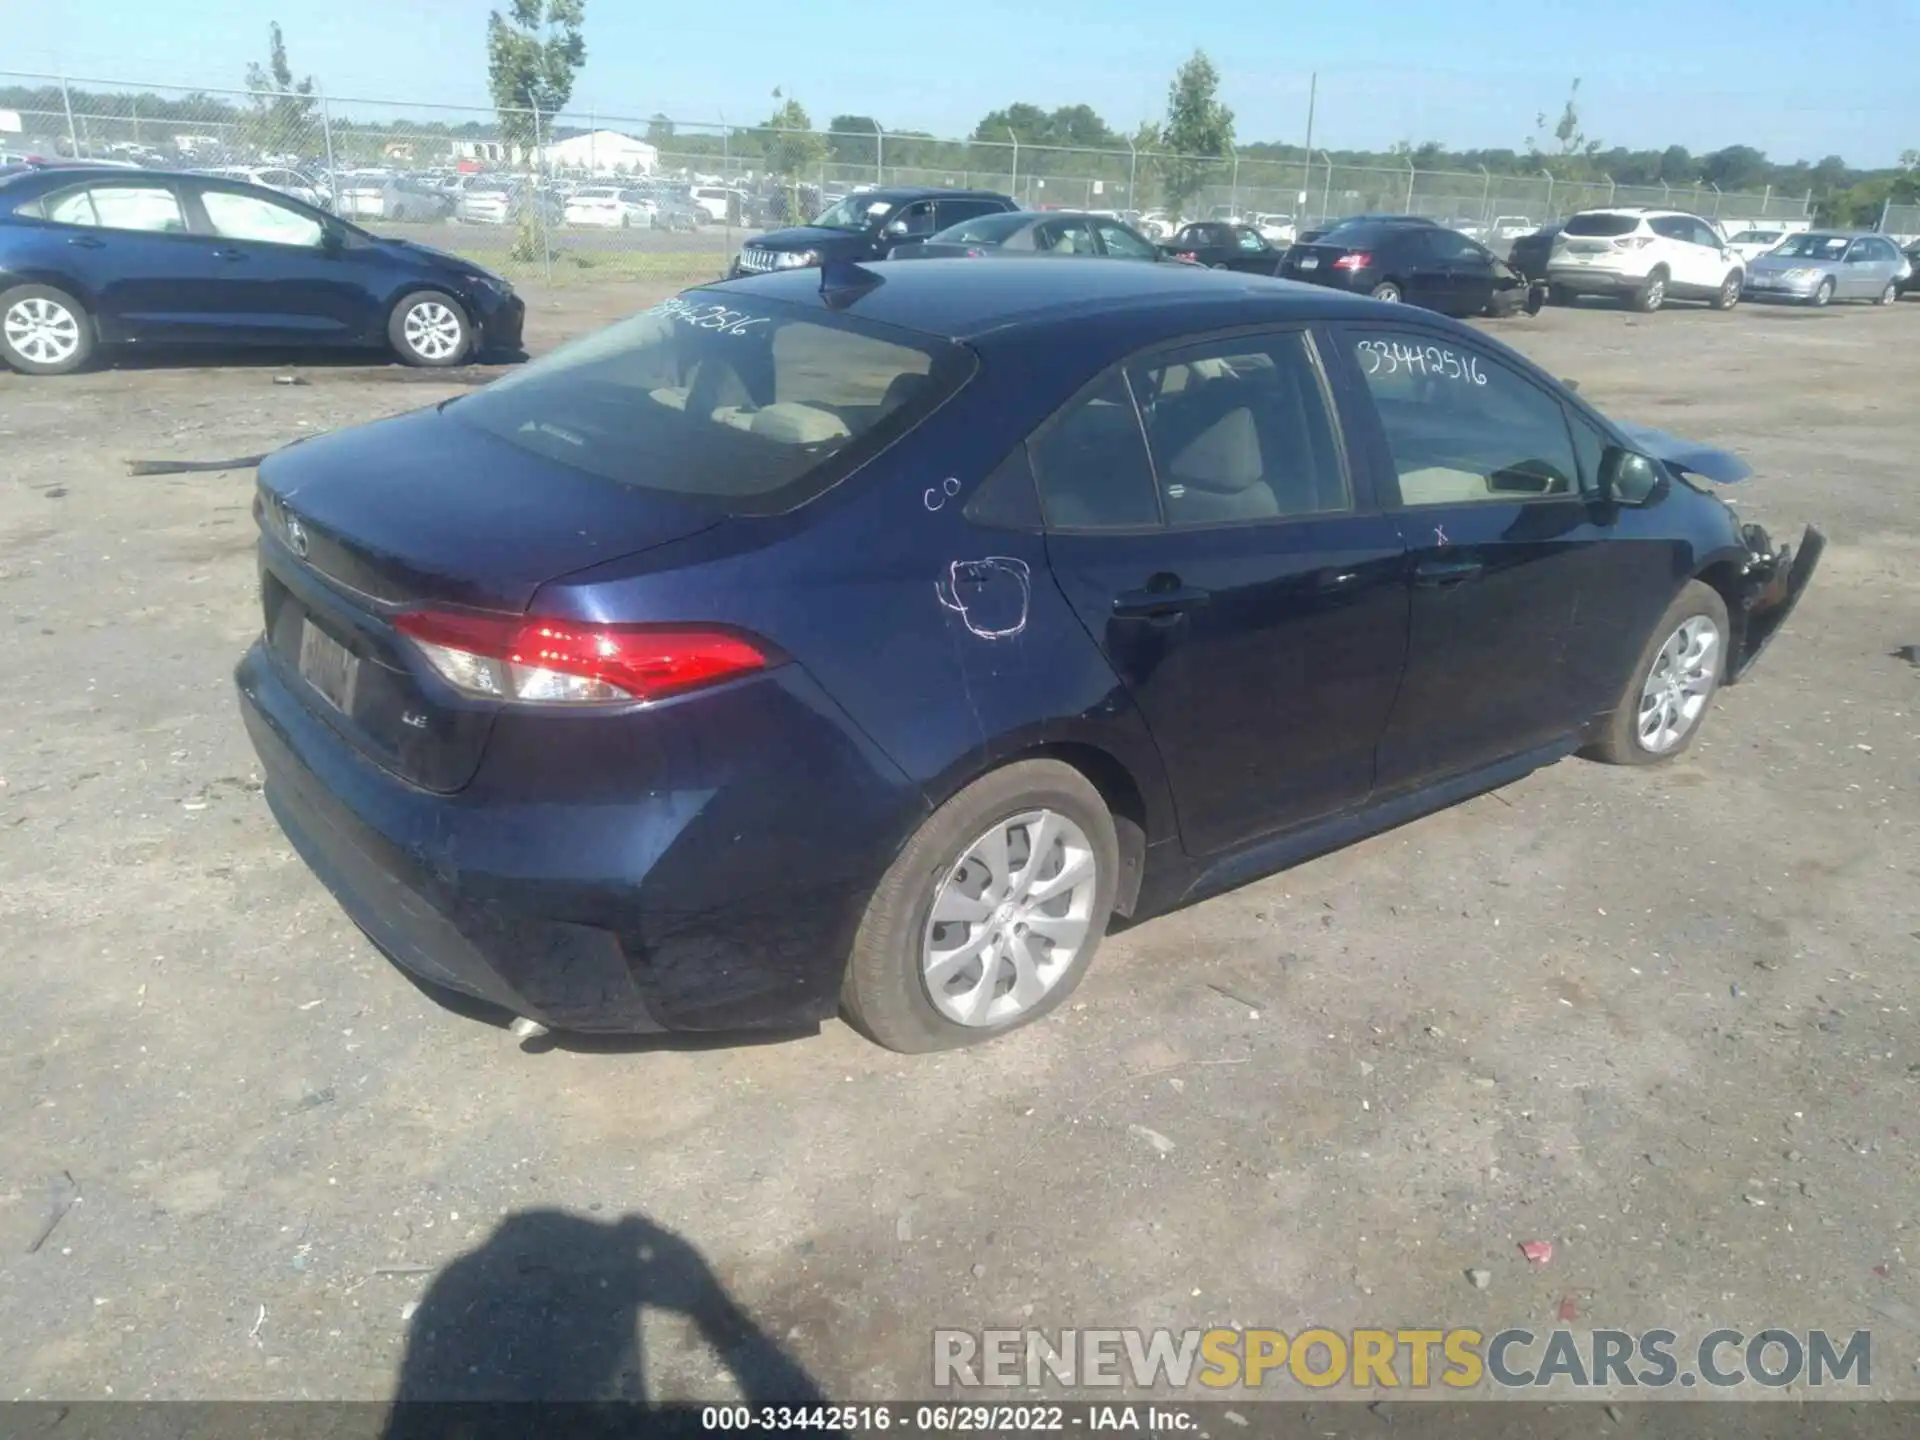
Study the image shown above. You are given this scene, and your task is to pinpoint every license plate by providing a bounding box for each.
[299,619,359,715]
[1299,256,1319,270]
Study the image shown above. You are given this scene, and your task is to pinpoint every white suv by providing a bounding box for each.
[1546,208,1745,312]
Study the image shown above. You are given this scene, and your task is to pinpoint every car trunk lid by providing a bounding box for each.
[254,407,720,792]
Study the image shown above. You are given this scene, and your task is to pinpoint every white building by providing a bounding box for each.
[542,130,659,176]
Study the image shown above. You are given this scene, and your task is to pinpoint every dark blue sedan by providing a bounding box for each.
[0,165,523,373]
[234,260,1820,1051]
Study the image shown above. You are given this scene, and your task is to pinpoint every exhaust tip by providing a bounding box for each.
[508,1016,550,1042]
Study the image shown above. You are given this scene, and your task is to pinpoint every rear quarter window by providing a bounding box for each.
[1564,213,1642,238]
[449,294,975,515]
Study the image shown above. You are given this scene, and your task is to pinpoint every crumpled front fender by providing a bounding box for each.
[1728,522,1824,683]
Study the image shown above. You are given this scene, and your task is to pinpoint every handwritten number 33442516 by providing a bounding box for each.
[1357,339,1486,386]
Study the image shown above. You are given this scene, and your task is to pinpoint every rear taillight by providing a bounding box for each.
[964,247,987,257]
[1617,235,1655,249]
[1331,252,1371,271]
[1175,251,1197,261]
[392,610,770,705]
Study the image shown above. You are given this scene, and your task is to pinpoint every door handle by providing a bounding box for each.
[1315,568,1362,591]
[66,235,106,249]
[212,247,247,262]
[1414,558,1484,588]
[1112,583,1211,620]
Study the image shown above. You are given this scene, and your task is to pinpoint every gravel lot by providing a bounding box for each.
[1,282,1916,1409]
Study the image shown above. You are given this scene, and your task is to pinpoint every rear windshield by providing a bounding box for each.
[1315,222,1391,246]
[933,211,1031,244]
[1564,213,1642,237]
[449,294,975,515]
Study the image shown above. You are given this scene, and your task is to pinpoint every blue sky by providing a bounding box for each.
[6,0,1916,166]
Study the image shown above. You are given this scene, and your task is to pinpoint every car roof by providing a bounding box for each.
[861,186,1013,203]
[706,257,1389,344]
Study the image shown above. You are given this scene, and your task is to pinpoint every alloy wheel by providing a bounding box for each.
[4,296,81,366]
[1643,277,1666,310]
[1372,283,1401,303]
[1637,615,1720,754]
[921,809,1099,1027]
[402,301,463,361]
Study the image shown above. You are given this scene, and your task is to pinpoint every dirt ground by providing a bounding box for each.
[1,280,1916,1410]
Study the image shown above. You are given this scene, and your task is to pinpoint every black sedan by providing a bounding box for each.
[888,209,1172,262]
[1162,221,1287,273]
[235,258,1818,1051]
[0,165,523,374]
[1279,221,1545,317]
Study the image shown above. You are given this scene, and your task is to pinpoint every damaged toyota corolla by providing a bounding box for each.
[234,260,1820,1052]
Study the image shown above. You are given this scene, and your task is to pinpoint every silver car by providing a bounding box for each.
[1743,231,1910,307]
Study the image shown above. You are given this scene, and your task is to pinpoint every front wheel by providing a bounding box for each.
[1369,281,1403,303]
[0,283,95,375]
[388,290,471,367]
[1583,580,1730,766]
[1809,277,1835,308]
[841,760,1119,1053]
[1711,271,1742,310]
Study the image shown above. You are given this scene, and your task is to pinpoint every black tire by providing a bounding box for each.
[1583,580,1731,767]
[0,282,95,376]
[1548,283,1577,307]
[1369,280,1403,303]
[1710,270,1742,310]
[1809,277,1834,308]
[1876,280,1898,306]
[387,289,472,368]
[1629,268,1669,313]
[841,759,1120,1053]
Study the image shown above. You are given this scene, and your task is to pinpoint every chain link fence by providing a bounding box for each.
[1878,202,1920,240]
[1,71,1816,285]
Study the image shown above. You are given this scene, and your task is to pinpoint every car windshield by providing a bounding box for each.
[449,294,976,515]
[1729,231,1779,244]
[810,193,892,231]
[1564,213,1642,237]
[1770,233,1851,259]
[932,212,1031,245]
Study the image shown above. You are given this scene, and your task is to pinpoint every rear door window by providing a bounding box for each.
[1028,374,1161,529]
[449,294,974,514]
[934,197,1004,229]
[29,182,188,232]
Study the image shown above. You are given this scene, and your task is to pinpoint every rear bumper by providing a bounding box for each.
[1545,263,1645,293]
[235,639,919,1034]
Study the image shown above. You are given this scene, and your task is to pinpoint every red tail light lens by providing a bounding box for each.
[1175,251,1198,261]
[964,247,987,257]
[1331,252,1371,271]
[393,610,770,705]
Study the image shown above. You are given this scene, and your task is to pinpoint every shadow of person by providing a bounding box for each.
[384,1210,827,1438]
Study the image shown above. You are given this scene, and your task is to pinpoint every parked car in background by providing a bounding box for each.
[1743,231,1907,307]
[1298,214,1437,243]
[1163,221,1287,273]
[888,209,1175,263]
[231,259,1818,1051]
[454,176,559,227]
[1506,223,1563,282]
[1547,208,1744,313]
[1723,227,1789,265]
[335,172,455,224]
[198,164,332,211]
[1251,213,1297,244]
[641,184,705,231]
[732,186,1018,276]
[1900,240,1920,296]
[690,185,746,225]
[1137,210,1179,240]
[0,166,523,374]
[1280,221,1544,317]
[562,186,657,229]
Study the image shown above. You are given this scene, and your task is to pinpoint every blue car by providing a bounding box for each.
[234,260,1820,1051]
[0,164,523,374]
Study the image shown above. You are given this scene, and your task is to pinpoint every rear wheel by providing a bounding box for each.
[1711,271,1742,310]
[1809,277,1835,308]
[0,283,94,376]
[1629,269,1668,313]
[842,760,1118,1053]
[1584,580,1729,766]
[1369,280,1403,303]
[388,290,471,367]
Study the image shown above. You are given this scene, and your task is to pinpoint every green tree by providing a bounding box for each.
[762,95,825,179]
[826,114,882,170]
[1156,50,1234,213]
[243,23,317,155]
[1700,144,1768,191]
[486,0,587,150]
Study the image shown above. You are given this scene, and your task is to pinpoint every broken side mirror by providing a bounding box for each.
[1596,447,1662,507]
